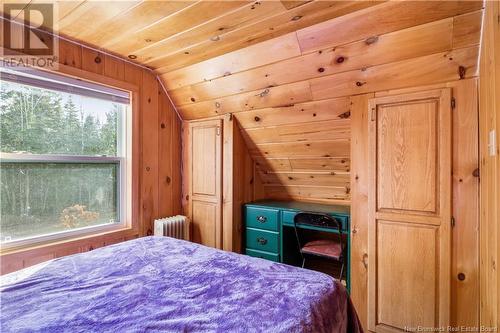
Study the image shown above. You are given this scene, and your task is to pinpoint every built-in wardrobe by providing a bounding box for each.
[182,115,264,253]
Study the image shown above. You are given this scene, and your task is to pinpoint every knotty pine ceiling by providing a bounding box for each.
[2,0,484,204]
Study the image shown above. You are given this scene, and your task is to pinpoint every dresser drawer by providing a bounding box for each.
[246,249,279,262]
[245,207,279,231]
[246,228,279,253]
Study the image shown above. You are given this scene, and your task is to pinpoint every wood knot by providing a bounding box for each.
[166,176,171,184]
[256,89,270,97]
[473,168,480,177]
[215,102,221,108]
[365,36,379,45]
[94,56,102,64]
[336,56,345,64]
[254,116,261,122]
[356,81,365,87]
[160,123,165,129]
[457,273,466,281]
[146,166,150,171]
[338,111,351,119]
[148,98,151,103]
[317,67,325,73]
[190,97,196,102]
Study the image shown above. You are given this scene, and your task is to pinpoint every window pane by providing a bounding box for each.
[0,163,119,243]
[0,80,126,156]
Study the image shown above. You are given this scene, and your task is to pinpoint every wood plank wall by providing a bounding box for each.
[159,1,484,329]
[0,35,182,275]
[479,0,500,328]
[162,1,483,206]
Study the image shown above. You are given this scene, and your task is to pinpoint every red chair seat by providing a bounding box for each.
[301,239,343,259]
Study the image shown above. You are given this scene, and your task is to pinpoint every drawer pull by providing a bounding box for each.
[257,215,267,223]
[256,237,268,245]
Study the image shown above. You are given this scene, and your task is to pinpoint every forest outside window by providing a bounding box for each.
[0,67,132,247]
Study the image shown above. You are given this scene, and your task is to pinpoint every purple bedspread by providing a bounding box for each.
[1,236,362,333]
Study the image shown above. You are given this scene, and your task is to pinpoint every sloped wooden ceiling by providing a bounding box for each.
[1,0,380,71]
[2,0,484,204]
[162,1,483,204]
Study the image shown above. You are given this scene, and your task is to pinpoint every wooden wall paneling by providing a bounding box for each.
[181,121,191,221]
[263,184,350,204]
[140,71,159,236]
[479,0,500,328]
[253,157,292,172]
[259,171,350,187]
[58,38,82,68]
[248,139,350,159]
[0,228,139,275]
[243,119,350,144]
[171,114,183,215]
[235,97,350,129]
[222,114,257,253]
[289,157,350,172]
[178,80,313,120]
[81,48,104,75]
[104,55,125,81]
[1,34,180,273]
[296,0,482,53]
[252,162,266,201]
[449,79,480,326]
[452,10,483,49]
[153,0,380,74]
[310,46,479,100]
[169,14,479,105]
[161,32,302,90]
[223,115,235,252]
[349,93,372,329]
[158,89,174,218]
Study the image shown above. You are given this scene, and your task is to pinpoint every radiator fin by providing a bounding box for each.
[153,215,190,240]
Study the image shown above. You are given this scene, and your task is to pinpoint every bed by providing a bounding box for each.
[0,236,362,333]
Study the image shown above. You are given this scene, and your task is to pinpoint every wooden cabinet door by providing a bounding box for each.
[188,119,222,248]
[367,89,452,332]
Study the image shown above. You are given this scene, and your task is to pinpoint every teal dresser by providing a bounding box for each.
[244,200,351,290]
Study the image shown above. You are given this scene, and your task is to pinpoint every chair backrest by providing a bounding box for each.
[293,212,344,253]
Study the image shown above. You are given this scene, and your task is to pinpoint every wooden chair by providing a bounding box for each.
[293,212,346,280]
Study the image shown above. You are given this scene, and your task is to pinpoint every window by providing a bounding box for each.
[0,67,132,246]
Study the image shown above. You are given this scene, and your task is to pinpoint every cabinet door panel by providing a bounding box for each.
[377,101,437,213]
[192,201,217,247]
[192,126,218,196]
[377,221,438,329]
[188,119,222,248]
[368,89,451,332]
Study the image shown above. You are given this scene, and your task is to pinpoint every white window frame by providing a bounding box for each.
[0,68,133,249]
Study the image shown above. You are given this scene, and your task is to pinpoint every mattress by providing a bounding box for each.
[0,236,362,333]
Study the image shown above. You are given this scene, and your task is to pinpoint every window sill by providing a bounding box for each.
[0,226,138,256]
